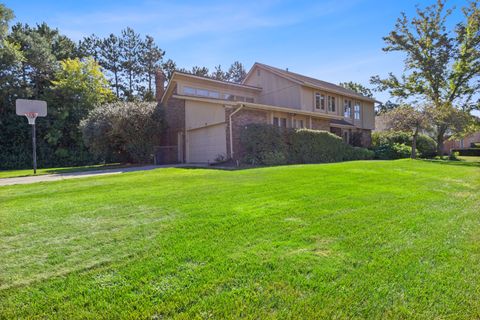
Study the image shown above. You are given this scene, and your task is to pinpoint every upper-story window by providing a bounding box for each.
[344,99,352,118]
[328,96,336,112]
[184,86,254,102]
[315,93,325,110]
[354,102,361,120]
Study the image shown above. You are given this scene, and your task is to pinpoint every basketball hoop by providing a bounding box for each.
[15,99,47,175]
[24,112,38,125]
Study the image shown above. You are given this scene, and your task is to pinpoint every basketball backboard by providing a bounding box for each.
[16,99,47,117]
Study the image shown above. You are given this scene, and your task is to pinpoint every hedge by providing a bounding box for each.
[451,148,480,156]
[240,124,374,166]
[371,131,437,159]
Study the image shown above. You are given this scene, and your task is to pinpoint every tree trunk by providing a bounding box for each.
[436,128,446,156]
[411,129,418,159]
[114,71,119,98]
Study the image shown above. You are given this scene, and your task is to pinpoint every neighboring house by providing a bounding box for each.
[443,131,480,154]
[157,62,377,164]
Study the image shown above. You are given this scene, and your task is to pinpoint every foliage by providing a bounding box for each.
[240,124,373,165]
[451,148,480,156]
[80,101,165,163]
[372,142,413,160]
[371,0,480,155]
[226,61,247,83]
[339,81,373,98]
[383,105,430,158]
[372,130,437,159]
[372,131,436,158]
[449,151,460,160]
[80,29,164,101]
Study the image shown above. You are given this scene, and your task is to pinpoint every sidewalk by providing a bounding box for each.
[0,164,188,186]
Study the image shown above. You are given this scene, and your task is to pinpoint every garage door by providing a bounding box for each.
[187,124,227,163]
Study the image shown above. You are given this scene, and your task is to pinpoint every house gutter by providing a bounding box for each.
[229,104,244,158]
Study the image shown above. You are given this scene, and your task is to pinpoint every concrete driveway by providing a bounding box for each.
[0,164,189,186]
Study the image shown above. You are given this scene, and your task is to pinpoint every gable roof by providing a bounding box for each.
[246,62,377,103]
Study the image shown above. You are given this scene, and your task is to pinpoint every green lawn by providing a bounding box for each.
[0,163,126,179]
[0,160,479,318]
[458,155,480,163]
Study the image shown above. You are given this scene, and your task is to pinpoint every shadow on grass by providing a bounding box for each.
[420,159,480,168]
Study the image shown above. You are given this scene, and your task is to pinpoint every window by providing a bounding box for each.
[328,96,336,112]
[273,117,287,128]
[183,86,254,103]
[208,91,220,99]
[344,99,352,118]
[293,119,304,128]
[315,93,325,110]
[184,87,196,95]
[223,93,234,101]
[196,89,209,97]
[354,102,361,120]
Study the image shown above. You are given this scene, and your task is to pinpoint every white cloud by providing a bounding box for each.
[52,0,363,41]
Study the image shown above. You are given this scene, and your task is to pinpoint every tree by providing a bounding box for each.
[81,101,165,163]
[211,64,227,81]
[99,34,123,98]
[339,81,373,98]
[191,65,209,77]
[140,35,164,101]
[371,0,480,155]
[120,27,143,100]
[45,57,115,162]
[0,4,14,40]
[376,100,400,115]
[162,59,177,81]
[227,61,246,83]
[384,105,430,158]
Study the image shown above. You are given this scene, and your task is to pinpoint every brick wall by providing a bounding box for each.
[359,129,372,147]
[227,107,269,160]
[311,118,330,131]
[158,97,185,163]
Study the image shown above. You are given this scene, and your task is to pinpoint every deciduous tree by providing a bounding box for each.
[371,0,480,155]
[384,105,430,158]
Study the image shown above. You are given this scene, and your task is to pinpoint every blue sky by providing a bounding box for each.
[2,0,470,103]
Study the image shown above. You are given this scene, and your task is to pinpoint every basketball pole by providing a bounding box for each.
[32,122,37,174]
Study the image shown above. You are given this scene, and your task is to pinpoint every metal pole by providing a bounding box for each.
[32,123,37,174]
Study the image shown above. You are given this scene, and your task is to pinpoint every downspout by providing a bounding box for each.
[229,104,245,159]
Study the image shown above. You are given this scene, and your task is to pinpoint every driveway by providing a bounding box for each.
[0,164,193,186]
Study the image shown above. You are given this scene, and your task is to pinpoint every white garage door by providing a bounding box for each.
[187,124,227,163]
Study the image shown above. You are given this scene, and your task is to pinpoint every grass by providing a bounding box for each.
[457,155,480,163]
[0,163,128,179]
[0,159,479,318]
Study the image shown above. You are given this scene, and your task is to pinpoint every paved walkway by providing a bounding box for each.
[0,164,192,186]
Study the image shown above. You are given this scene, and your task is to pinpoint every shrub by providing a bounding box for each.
[289,129,346,163]
[260,151,288,166]
[451,148,480,156]
[371,131,436,158]
[240,124,288,164]
[373,143,413,160]
[240,125,373,166]
[449,151,460,160]
[80,102,165,163]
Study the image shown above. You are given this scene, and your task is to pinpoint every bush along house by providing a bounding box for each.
[156,62,377,164]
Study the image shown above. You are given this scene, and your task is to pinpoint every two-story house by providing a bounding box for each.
[157,62,377,163]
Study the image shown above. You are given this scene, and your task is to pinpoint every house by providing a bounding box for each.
[156,62,377,164]
[443,131,480,154]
